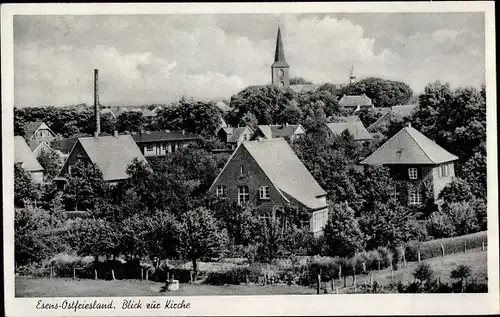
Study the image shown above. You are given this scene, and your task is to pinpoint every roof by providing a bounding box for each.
[216,101,231,112]
[76,135,147,182]
[100,108,116,118]
[227,127,252,143]
[142,108,156,117]
[271,27,289,68]
[50,137,81,154]
[391,104,418,118]
[130,130,198,143]
[256,124,305,139]
[23,121,47,139]
[290,84,320,93]
[15,136,44,172]
[326,121,373,141]
[360,125,458,165]
[242,139,327,209]
[330,115,361,123]
[339,94,373,107]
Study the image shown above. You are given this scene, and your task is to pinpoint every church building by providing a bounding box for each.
[271,27,290,89]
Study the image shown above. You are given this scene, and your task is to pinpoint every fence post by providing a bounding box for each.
[482,241,485,251]
[369,272,373,287]
[146,270,149,281]
[417,250,421,263]
[167,272,170,282]
[316,274,320,295]
[50,266,53,279]
[362,262,366,273]
[245,273,249,285]
[336,287,339,294]
[190,271,194,284]
[440,243,445,257]
[390,265,395,282]
[141,268,144,281]
[338,265,342,281]
[464,241,467,253]
[111,269,116,280]
[402,249,406,267]
[73,268,76,280]
[377,260,381,272]
[94,269,97,280]
[331,279,334,291]
[352,268,356,286]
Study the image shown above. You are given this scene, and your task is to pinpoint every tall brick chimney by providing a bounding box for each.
[94,69,101,135]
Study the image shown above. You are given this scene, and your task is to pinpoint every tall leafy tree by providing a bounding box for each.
[14,163,41,208]
[62,160,110,211]
[178,207,228,276]
[289,77,313,85]
[320,202,365,257]
[117,111,146,133]
[37,149,63,181]
[339,77,413,108]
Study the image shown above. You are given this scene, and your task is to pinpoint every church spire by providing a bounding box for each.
[273,26,288,65]
[271,25,289,88]
[349,65,356,84]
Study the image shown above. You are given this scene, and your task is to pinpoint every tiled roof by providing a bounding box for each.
[272,27,289,68]
[77,135,147,182]
[330,115,361,123]
[360,125,458,165]
[391,104,418,118]
[268,125,304,138]
[290,84,320,93]
[227,127,252,143]
[15,136,43,172]
[50,137,81,154]
[216,101,231,112]
[339,94,373,107]
[242,139,327,209]
[130,130,198,143]
[326,121,373,141]
[23,122,44,139]
[100,108,116,118]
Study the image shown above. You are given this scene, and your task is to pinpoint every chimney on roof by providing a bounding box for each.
[94,69,100,136]
[406,122,412,128]
[182,129,185,135]
[113,130,118,137]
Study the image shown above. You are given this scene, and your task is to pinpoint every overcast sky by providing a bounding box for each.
[14,13,485,107]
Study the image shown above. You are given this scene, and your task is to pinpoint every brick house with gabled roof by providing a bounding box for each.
[360,123,458,205]
[339,94,374,112]
[250,124,306,143]
[130,130,199,157]
[209,138,329,237]
[55,132,147,186]
[326,120,373,142]
[23,121,57,143]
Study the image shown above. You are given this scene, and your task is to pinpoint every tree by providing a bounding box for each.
[117,111,146,133]
[62,160,110,211]
[14,163,41,208]
[290,77,313,85]
[438,178,474,205]
[450,265,472,291]
[358,165,396,211]
[320,203,365,257]
[338,77,413,108]
[413,263,435,283]
[360,199,417,250]
[158,100,222,136]
[239,112,259,131]
[15,207,68,266]
[461,142,486,199]
[227,85,297,127]
[178,207,228,276]
[37,149,63,181]
[440,201,480,236]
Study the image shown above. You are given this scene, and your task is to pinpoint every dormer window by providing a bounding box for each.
[259,186,270,200]
[408,168,418,180]
[279,69,284,78]
[240,165,244,177]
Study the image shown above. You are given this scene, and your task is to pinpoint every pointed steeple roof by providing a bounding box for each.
[272,26,289,68]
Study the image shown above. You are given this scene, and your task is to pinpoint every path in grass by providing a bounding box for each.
[15,278,317,297]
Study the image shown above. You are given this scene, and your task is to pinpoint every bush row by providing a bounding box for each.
[405,231,487,262]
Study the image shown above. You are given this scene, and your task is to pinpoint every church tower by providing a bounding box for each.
[349,65,356,84]
[271,26,290,89]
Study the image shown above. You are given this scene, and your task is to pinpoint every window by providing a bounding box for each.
[146,144,153,151]
[408,168,418,180]
[216,185,227,198]
[440,164,450,177]
[300,217,310,230]
[280,81,285,88]
[243,133,248,141]
[259,213,271,223]
[408,188,423,205]
[279,69,285,78]
[238,186,249,206]
[259,186,270,199]
[239,165,245,177]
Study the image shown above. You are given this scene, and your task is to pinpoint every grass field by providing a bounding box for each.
[334,248,487,291]
[15,248,487,297]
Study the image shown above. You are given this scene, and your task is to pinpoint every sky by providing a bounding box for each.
[14,13,485,107]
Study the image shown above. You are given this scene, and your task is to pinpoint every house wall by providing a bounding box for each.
[31,171,44,184]
[33,143,53,157]
[139,140,195,157]
[211,145,288,214]
[58,141,91,178]
[31,128,55,142]
[432,162,455,200]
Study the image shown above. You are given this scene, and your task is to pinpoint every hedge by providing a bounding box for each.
[405,231,487,262]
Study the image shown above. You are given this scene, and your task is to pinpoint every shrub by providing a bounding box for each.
[204,266,261,285]
[376,247,393,268]
[404,240,422,262]
[412,263,434,283]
